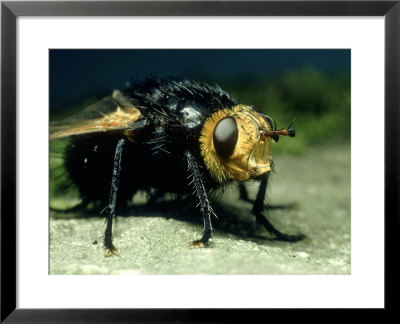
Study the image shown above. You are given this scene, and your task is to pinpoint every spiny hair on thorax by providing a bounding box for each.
[125,77,237,115]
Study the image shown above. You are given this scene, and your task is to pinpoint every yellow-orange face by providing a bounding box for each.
[199,104,274,184]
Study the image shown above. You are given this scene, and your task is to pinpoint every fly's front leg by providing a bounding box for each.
[251,174,306,242]
[186,151,214,249]
[101,138,125,257]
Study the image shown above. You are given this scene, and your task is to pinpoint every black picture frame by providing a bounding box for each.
[1,0,399,322]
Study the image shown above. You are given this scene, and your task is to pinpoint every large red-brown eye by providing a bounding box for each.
[213,116,238,158]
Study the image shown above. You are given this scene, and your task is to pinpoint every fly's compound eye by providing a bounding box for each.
[213,116,238,158]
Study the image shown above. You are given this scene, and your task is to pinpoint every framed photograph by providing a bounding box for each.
[1,0,398,321]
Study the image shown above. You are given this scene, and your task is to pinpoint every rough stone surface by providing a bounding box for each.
[50,145,350,275]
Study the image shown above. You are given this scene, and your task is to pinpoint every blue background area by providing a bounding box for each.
[50,49,350,110]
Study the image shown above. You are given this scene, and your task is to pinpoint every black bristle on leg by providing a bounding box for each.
[186,151,214,248]
[102,138,126,256]
[252,174,306,242]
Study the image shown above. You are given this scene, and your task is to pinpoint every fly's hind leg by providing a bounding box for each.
[251,174,306,242]
[186,151,214,249]
[101,138,125,257]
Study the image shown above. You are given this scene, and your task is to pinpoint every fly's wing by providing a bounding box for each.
[50,90,143,140]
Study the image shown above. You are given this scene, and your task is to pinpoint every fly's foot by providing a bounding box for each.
[104,246,119,257]
[189,240,207,249]
[252,209,306,244]
[189,230,212,249]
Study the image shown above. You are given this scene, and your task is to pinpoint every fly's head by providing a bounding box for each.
[199,105,295,184]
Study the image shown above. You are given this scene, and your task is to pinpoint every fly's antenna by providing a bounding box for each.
[287,110,300,130]
[260,111,300,142]
[261,129,295,142]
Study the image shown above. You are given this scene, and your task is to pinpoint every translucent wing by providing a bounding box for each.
[50,90,143,140]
